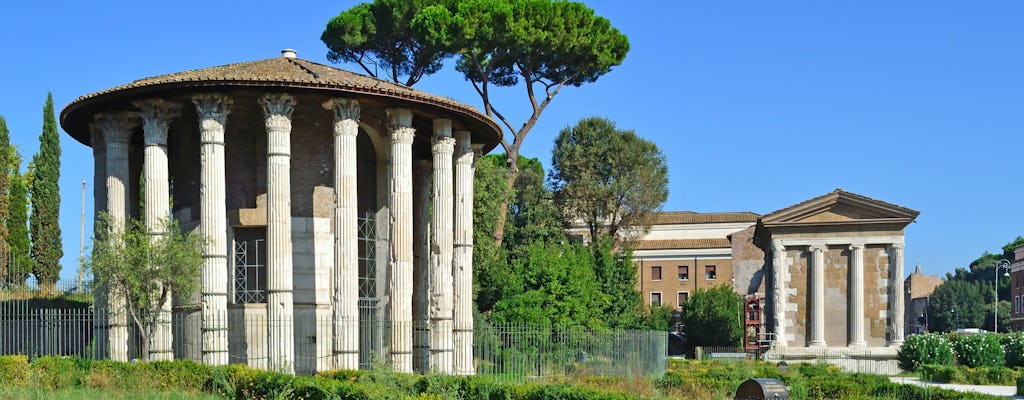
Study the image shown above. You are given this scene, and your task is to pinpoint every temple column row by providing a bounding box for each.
[91,95,477,374]
[773,241,907,349]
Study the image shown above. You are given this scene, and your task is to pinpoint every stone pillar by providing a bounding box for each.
[889,243,905,345]
[192,94,232,366]
[135,99,181,361]
[429,119,455,374]
[96,112,138,362]
[452,134,477,375]
[412,160,431,373]
[262,94,297,374]
[848,243,866,347]
[808,244,826,347]
[386,108,415,373]
[324,98,360,370]
[770,239,787,349]
[90,125,108,360]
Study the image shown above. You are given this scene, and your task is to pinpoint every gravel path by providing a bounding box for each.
[889,376,1022,399]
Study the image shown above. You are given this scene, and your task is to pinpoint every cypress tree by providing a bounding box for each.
[8,157,30,285]
[29,93,62,290]
[0,116,9,281]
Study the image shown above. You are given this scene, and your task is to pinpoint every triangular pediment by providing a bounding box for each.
[761,189,919,227]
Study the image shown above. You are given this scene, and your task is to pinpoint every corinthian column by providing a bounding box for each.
[412,159,431,373]
[848,244,866,347]
[808,244,826,347]
[96,111,138,362]
[135,98,181,361]
[262,93,297,374]
[890,243,906,345]
[192,93,232,365]
[324,98,360,370]
[429,119,455,374]
[90,125,108,360]
[452,134,477,375]
[771,240,787,349]
[386,108,415,373]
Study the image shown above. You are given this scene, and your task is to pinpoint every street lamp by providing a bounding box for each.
[995,259,1011,332]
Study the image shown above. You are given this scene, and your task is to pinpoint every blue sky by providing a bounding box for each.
[1,1,1022,281]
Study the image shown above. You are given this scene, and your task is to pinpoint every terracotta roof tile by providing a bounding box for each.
[651,211,760,225]
[634,238,732,250]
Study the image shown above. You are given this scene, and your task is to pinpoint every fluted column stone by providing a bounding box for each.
[262,93,297,374]
[848,243,866,347]
[324,98,361,370]
[386,108,415,373]
[412,159,431,373]
[890,243,906,345]
[96,112,138,362]
[136,98,181,361]
[90,125,108,360]
[453,134,477,375]
[429,119,455,374]
[808,244,826,347]
[192,93,232,365]
[771,240,787,349]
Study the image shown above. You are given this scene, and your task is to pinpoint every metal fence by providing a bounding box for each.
[475,322,667,381]
[0,289,669,379]
[765,346,902,375]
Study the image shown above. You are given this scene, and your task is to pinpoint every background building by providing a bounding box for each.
[903,265,942,335]
[1009,244,1024,331]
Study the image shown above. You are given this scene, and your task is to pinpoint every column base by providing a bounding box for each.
[848,341,867,348]
[809,340,827,348]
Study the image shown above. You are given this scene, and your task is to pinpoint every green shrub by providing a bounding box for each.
[143,360,212,392]
[0,355,30,386]
[950,333,1005,368]
[920,364,1018,385]
[898,333,955,371]
[1005,332,1024,367]
[30,356,80,389]
[1017,374,1024,396]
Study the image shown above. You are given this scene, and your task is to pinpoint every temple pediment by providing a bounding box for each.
[760,189,919,228]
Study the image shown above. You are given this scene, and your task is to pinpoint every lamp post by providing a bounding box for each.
[995,259,1011,332]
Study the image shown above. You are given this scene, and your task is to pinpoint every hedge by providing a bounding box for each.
[919,364,1020,385]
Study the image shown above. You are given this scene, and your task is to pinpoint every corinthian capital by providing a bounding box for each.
[386,108,416,143]
[191,93,233,124]
[432,137,456,155]
[134,98,182,146]
[807,244,826,254]
[94,111,140,144]
[322,98,360,133]
[771,239,785,253]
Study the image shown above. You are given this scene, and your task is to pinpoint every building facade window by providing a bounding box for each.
[678,266,689,281]
[233,228,267,304]
[650,292,662,307]
[705,265,717,280]
[651,265,662,281]
[677,291,689,307]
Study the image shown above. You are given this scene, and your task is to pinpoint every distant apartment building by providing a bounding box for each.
[1009,244,1024,331]
[631,212,760,309]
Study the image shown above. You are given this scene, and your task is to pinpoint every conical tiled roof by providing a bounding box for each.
[61,53,501,147]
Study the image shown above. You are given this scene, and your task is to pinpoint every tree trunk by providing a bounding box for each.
[493,150,520,248]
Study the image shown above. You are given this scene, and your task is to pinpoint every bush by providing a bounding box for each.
[950,333,1005,368]
[898,333,955,371]
[1017,374,1024,396]
[920,364,1018,385]
[30,356,80,389]
[0,355,30,386]
[1004,332,1024,367]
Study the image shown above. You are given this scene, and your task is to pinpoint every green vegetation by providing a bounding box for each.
[550,117,668,250]
[0,355,1008,399]
[0,115,9,278]
[926,236,1024,333]
[7,145,31,285]
[88,216,205,361]
[29,93,62,291]
[897,333,954,371]
[918,364,1019,386]
[679,285,743,347]
[323,0,630,246]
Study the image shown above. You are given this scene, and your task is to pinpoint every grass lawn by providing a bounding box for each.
[0,386,221,400]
